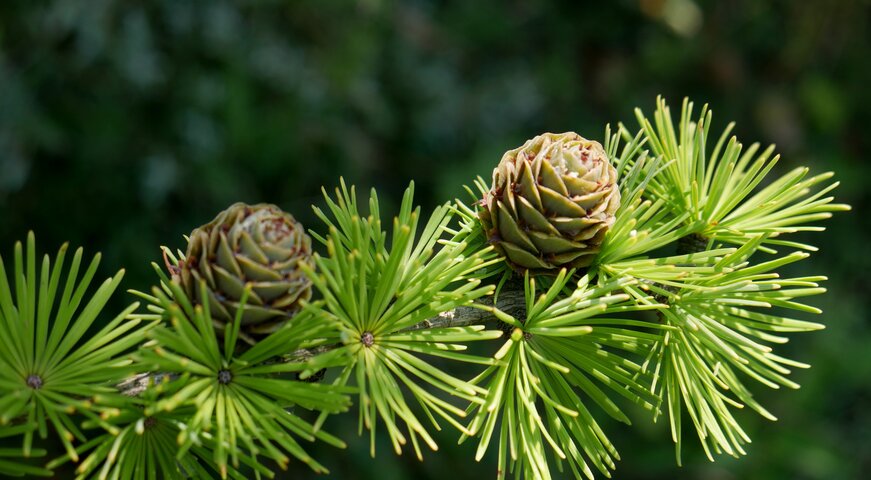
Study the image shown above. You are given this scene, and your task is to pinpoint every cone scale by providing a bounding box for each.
[177,203,313,342]
[480,132,620,272]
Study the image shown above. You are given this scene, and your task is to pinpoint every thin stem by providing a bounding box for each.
[676,233,709,256]
[405,286,526,330]
[655,232,710,322]
[119,286,527,394]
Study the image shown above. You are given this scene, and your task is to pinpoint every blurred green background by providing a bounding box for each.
[1,0,869,479]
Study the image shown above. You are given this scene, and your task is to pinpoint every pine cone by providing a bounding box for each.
[480,132,620,272]
[178,203,313,342]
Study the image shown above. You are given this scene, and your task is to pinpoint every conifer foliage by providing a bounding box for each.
[0,98,848,479]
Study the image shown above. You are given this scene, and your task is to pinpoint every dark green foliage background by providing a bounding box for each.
[0,1,868,479]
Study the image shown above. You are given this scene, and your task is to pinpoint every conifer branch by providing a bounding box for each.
[405,286,527,331]
[1,96,847,479]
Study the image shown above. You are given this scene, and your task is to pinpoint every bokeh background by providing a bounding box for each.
[1,0,869,479]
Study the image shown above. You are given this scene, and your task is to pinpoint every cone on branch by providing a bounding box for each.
[479,132,621,273]
[172,203,313,343]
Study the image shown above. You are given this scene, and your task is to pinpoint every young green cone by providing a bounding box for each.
[175,203,313,343]
[479,132,620,273]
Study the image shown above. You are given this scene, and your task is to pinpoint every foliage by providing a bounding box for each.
[0,233,151,472]
[462,271,663,480]
[647,240,827,463]
[2,4,868,475]
[0,93,849,480]
[304,180,502,459]
[615,99,847,465]
[0,424,49,478]
[47,378,253,480]
[131,265,353,477]
[628,97,850,252]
